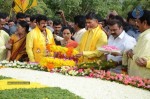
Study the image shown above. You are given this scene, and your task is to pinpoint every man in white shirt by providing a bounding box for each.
[53,20,63,45]
[107,19,136,73]
[73,15,86,43]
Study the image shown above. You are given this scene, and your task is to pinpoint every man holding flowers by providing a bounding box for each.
[76,12,107,62]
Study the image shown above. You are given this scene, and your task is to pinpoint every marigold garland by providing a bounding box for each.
[39,44,79,70]
[39,57,75,70]
[46,44,79,57]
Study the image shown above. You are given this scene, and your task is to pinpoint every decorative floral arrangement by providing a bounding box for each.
[51,66,150,91]
[39,57,76,71]
[0,60,45,71]
[46,44,79,59]
[52,66,93,76]
[1,60,149,90]
[78,60,117,71]
[38,44,79,70]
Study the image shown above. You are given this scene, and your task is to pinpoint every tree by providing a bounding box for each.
[43,0,122,21]
[0,0,149,21]
[0,0,51,18]
[26,0,52,18]
[122,0,150,18]
[0,0,12,14]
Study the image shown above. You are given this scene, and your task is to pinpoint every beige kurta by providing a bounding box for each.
[0,30,9,61]
[128,29,150,79]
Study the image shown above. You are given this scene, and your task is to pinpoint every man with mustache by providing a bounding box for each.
[26,14,55,62]
[126,10,150,79]
[107,19,136,73]
[52,20,63,45]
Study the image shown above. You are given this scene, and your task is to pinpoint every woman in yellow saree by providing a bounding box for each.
[6,21,29,61]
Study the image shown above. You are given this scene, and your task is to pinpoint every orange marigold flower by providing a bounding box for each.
[46,44,53,51]
[66,47,73,57]
[46,62,54,70]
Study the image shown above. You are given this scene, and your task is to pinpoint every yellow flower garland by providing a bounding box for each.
[46,44,79,56]
[39,44,79,70]
[40,57,76,69]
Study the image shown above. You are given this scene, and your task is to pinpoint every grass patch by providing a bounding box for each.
[0,75,11,80]
[0,75,82,99]
[0,87,82,99]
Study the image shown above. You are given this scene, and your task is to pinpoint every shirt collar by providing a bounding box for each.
[140,28,150,37]
[76,28,86,34]
[117,30,125,39]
